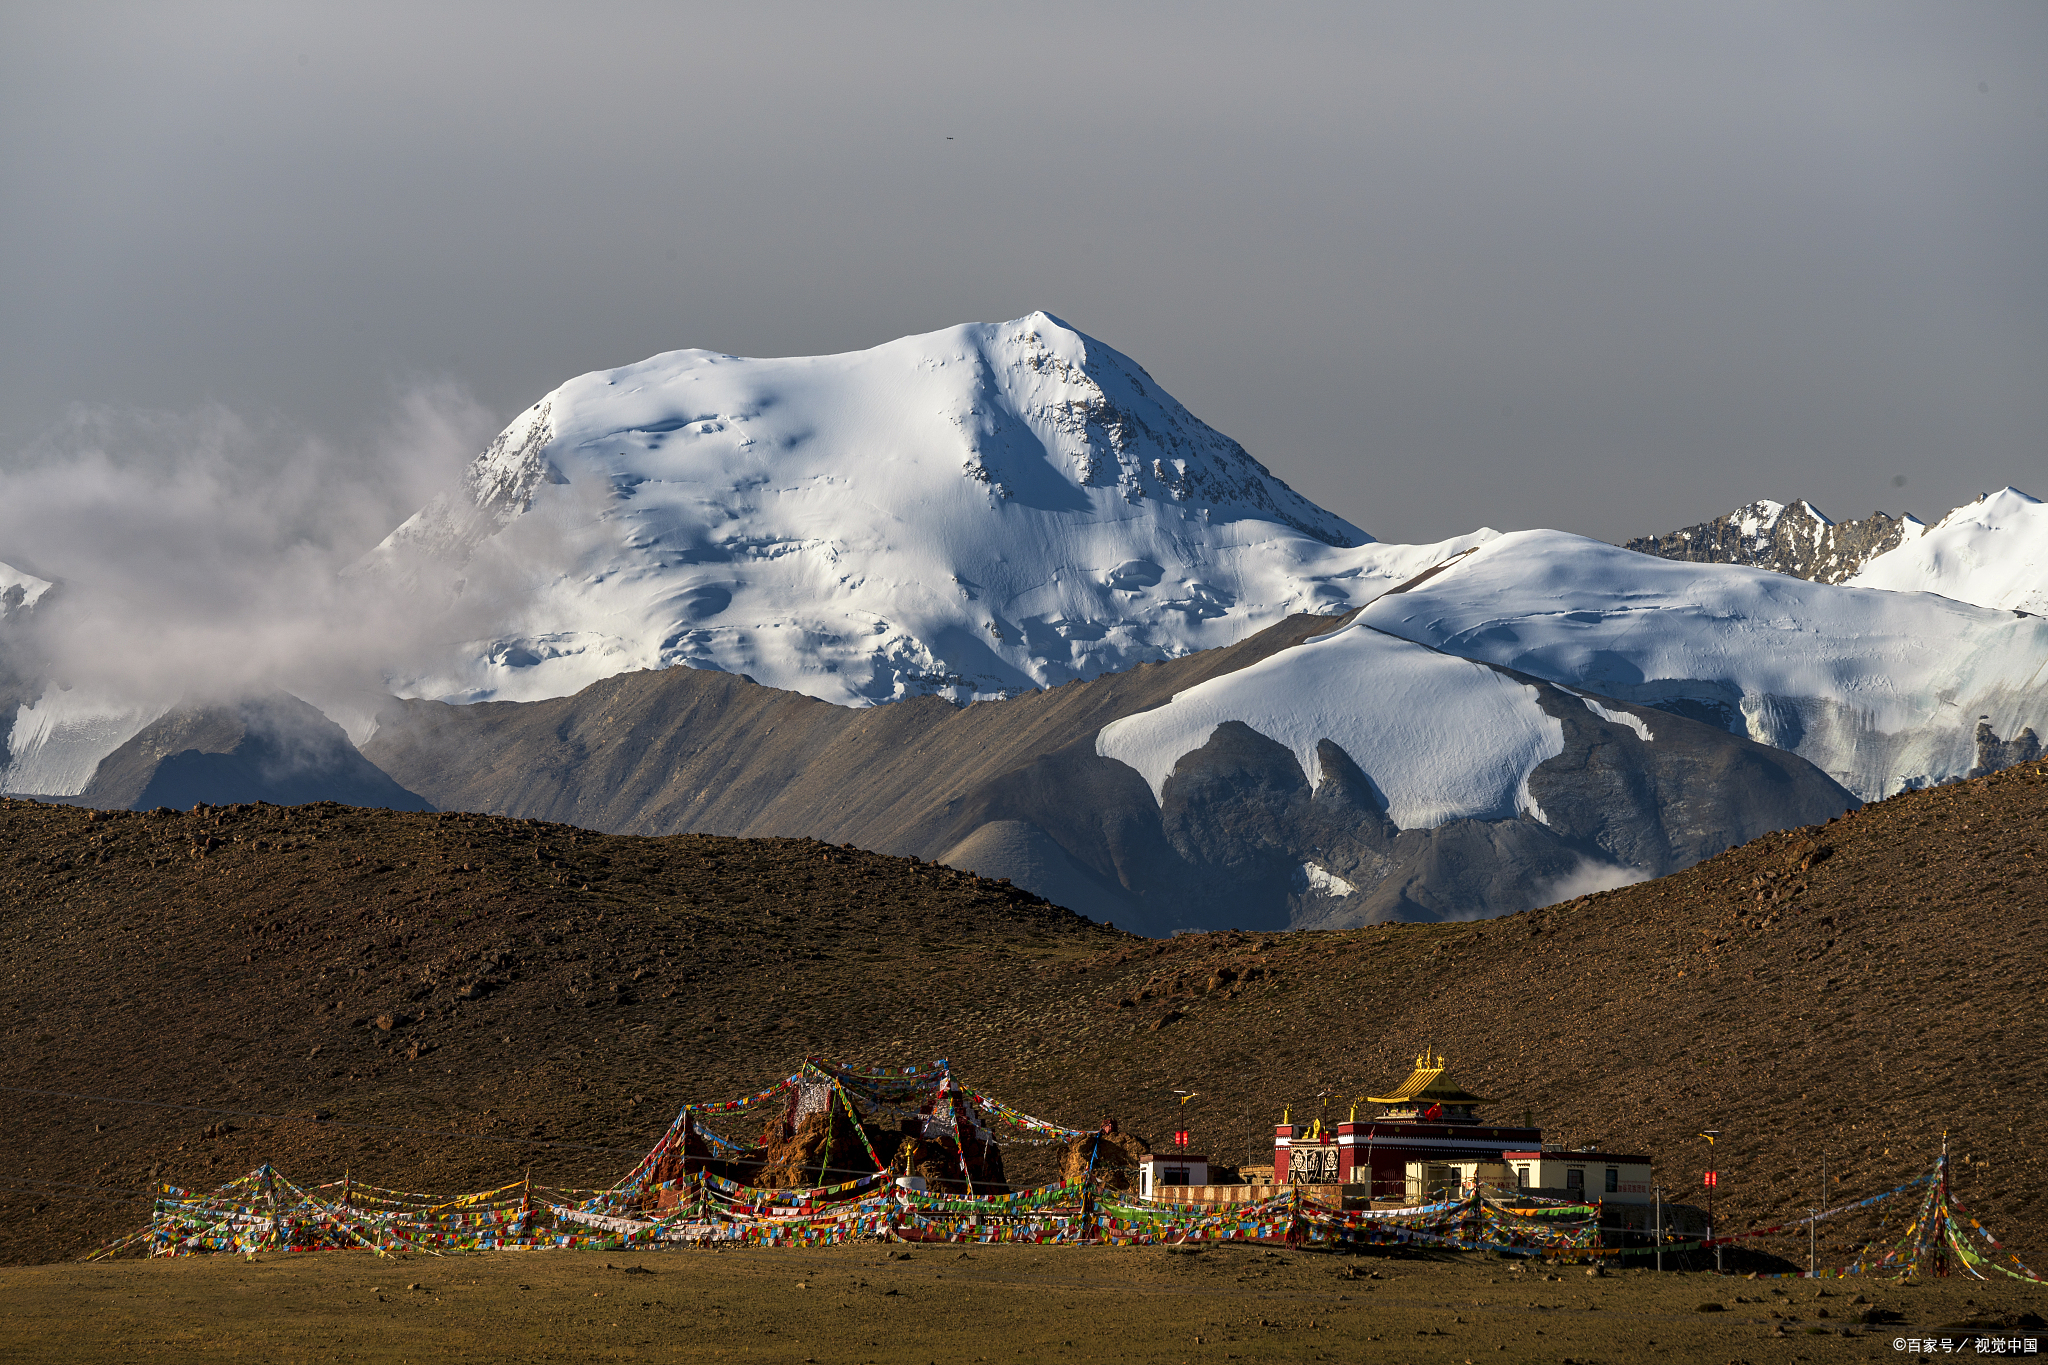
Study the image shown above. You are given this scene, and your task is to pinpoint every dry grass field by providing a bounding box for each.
[2,1244,2040,1364]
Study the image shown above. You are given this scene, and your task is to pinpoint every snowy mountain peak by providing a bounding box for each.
[943,314,1363,544]
[432,313,1364,551]
[364,315,1478,708]
[0,560,54,620]
[1935,485,2040,522]
[1849,485,2048,615]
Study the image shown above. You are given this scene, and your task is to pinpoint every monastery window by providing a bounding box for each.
[1566,1168,1584,1193]
[1605,1168,1619,1193]
[1516,1165,1530,1189]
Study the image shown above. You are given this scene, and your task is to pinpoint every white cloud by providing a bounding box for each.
[1531,857,1652,908]
[0,384,497,743]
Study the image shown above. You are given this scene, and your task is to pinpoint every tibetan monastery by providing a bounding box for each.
[1142,1049,1658,1212]
[1276,1049,1539,1201]
[1273,1049,1652,1206]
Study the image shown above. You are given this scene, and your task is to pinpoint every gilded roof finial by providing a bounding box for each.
[1366,1046,1489,1107]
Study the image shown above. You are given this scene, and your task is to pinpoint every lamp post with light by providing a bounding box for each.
[1700,1130,1723,1272]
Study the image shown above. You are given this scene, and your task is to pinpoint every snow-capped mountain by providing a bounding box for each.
[8,301,2045,888]
[1357,530,2048,800]
[1625,499,1923,584]
[0,560,173,797]
[0,560,54,620]
[1,691,163,797]
[1624,486,2048,617]
[1848,487,2048,615]
[364,313,1492,708]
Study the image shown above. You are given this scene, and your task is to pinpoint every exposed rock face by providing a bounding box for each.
[996,675,1853,929]
[363,617,1855,933]
[79,694,432,812]
[1060,1128,1148,1191]
[1969,720,2043,779]
[1624,500,1920,583]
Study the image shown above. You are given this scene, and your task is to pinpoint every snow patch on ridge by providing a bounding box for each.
[1577,694,1654,741]
[1734,499,1787,540]
[1294,862,1356,897]
[0,560,54,614]
[1094,620,1565,830]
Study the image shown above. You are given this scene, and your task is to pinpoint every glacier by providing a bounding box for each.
[1095,619,1566,829]
[1357,529,2048,800]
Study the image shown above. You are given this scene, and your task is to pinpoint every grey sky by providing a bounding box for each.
[3,2,2043,546]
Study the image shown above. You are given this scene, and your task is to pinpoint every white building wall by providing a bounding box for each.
[1506,1153,1655,1204]
[1137,1155,1210,1199]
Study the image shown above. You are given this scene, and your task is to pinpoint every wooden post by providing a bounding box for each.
[952,1088,975,1199]
[1709,1167,1720,1273]
[261,1163,282,1251]
[1935,1132,1950,1278]
[1080,1141,1095,1245]
[1809,1153,1822,1278]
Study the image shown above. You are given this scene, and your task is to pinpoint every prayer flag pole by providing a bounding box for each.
[261,1164,282,1251]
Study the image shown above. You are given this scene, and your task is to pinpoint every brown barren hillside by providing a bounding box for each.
[3,760,2046,1272]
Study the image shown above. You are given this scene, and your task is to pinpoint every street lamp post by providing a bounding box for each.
[1700,1130,1722,1273]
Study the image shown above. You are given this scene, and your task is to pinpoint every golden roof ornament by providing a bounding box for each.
[1365,1047,1492,1107]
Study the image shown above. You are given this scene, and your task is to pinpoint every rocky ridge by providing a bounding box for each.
[1624,499,1922,583]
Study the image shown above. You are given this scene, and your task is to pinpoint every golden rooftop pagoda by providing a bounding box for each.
[1364,1049,1491,1124]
